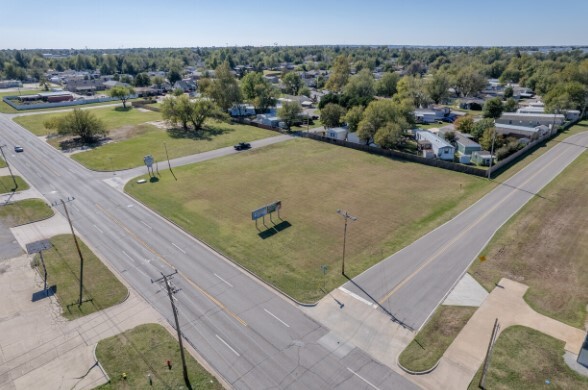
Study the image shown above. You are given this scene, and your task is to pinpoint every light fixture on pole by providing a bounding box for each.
[336,209,358,275]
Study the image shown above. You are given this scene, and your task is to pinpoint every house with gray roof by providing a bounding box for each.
[415,130,455,161]
[496,112,565,128]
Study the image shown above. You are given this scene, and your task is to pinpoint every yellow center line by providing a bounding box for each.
[378,145,572,305]
[95,203,247,327]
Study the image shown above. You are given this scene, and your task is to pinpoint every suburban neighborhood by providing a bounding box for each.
[0,2,587,389]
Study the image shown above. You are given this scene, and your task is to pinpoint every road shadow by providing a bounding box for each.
[258,220,291,239]
[31,285,56,302]
[343,275,414,331]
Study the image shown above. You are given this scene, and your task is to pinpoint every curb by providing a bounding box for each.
[396,353,441,375]
[93,343,110,384]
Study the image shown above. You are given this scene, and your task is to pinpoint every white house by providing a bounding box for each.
[495,124,552,139]
[415,130,455,161]
[496,112,565,128]
[325,127,347,140]
[229,104,256,117]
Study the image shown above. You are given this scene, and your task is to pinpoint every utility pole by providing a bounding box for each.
[336,209,358,275]
[55,197,87,306]
[0,144,18,190]
[487,121,497,180]
[153,271,191,389]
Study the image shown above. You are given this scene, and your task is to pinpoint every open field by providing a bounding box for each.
[127,138,491,302]
[469,135,588,327]
[32,234,128,320]
[468,326,588,389]
[95,323,222,390]
[14,106,275,170]
[71,120,275,170]
[399,306,476,372]
[0,175,28,193]
[0,198,53,226]
[13,106,162,136]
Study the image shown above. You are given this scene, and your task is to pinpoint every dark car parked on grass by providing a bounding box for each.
[234,142,251,151]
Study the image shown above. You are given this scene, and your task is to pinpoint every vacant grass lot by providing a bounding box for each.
[72,121,275,170]
[14,106,275,170]
[0,199,53,226]
[399,306,476,372]
[0,175,29,193]
[470,137,588,327]
[127,138,491,302]
[13,106,162,136]
[468,326,588,389]
[33,234,127,320]
[95,324,222,390]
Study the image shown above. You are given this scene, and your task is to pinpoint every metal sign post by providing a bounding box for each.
[144,155,154,177]
[26,239,53,294]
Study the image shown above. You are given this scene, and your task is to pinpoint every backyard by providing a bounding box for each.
[127,138,492,302]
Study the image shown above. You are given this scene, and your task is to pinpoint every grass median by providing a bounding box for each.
[468,326,588,389]
[127,138,491,302]
[32,234,127,320]
[95,323,222,390]
[399,306,476,372]
[0,175,29,193]
[469,134,588,327]
[0,198,53,226]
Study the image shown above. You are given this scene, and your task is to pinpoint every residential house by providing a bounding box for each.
[458,98,485,111]
[495,123,552,139]
[415,130,455,161]
[325,127,347,141]
[471,150,493,166]
[496,112,565,128]
[173,79,197,93]
[229,104,256,117]
[414,106,451,123]
[455,133,481,164]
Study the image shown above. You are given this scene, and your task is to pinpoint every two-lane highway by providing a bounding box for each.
[0,114,419,389]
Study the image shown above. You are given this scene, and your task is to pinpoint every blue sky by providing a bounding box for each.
[2,0,587,49]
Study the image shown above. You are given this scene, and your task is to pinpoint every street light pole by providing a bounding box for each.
[336,209,358,275]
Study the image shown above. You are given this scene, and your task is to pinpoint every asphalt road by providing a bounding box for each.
[344,131,588,331]
[0,114,419,390]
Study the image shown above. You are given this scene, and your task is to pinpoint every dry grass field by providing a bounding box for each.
[127,138,491,302]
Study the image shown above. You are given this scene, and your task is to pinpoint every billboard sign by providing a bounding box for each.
[266,200,281,214]
[252,201,281,221]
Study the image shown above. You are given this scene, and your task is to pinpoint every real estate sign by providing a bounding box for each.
[251,200,281,220]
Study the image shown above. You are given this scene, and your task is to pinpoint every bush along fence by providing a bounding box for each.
[131,99,161,112]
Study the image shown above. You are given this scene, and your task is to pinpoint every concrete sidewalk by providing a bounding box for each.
[411,278,586,390]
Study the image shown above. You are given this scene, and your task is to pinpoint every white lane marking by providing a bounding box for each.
[140,220,152,229]
[214,273,233,288]
[122,250,135,262]
[264,308,290,328]
[347,367,381,390]
[171,243,186,254]
[93,224,103,234]
[216,334,240,357]
[339,287,378,309]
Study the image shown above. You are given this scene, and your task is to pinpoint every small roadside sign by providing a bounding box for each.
[144,155,154,168]
[26,239,52,254]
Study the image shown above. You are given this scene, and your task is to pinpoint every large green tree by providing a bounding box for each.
[357,100,412,145]
[375,72,400,97]
[325,55,350,93]
[425,72,450,104]
[109,85,135,109]
[278,101,302,127]
[483,97,504,119]
[282,72,303,95]
[320,103,346,128]
[240,72,278,112]
[44,109,107,143]
[344,105,364,132]
[161,95,226,131]
[396,75,430,108]
[203,61,242,111]
[344,69,375,100]
[453,67,487,97]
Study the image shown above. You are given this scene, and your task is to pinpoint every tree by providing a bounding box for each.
[471,118,495,142]
[282,72,303,95]
[504,98,518,113]
[320,103,346,128]
[278,101,302,127]
[203,61,242,111]
[374,122,405,149]
[453,67,487,97]
[442,130,457,144]
[454,115,474,134]
[344,69,375,100]
[483,97,504,119]
[240,72,277,112]
[134,72,151,87]
[375,72,400,97]
[152,76,165,90]
[168,69,182,85]
[544,81,587,115]
[161,95,226,131]
[425,72,450,104]
[109,85,135,109]
[396,75,430,108]
[357,100,412,145]
[325,55,350,93]
[344,105,364,132]
[44,109,107,143]
[503,85,514,99]
[479,126,504,151]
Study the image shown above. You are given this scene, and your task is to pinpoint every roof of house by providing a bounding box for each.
[495,124,545,133]
[500,112,564,119]
[455,132,481,147]
[416,130,454,149]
